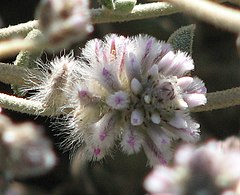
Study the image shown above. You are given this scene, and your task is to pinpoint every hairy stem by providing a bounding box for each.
[0,20,38,40]
[191,87,240,112]
[0,0,229,40]
[0,1,234,58]
[0,2,177,41]
[0,63,41,85]
[165,0,240,34]
[91,2,177,23]
[0,93,48,115]
[0,93,73,116]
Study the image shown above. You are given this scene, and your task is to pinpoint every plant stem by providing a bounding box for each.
[0,20,38,40]
[191,87,240,112]
[0,93,73,116]
[0,0,234,58]
[0,0,229,40]
[0,93,48,115]
[0,3,177,39]
[0,38,46,60]
[164,0,240,34]
[0,63,41,85]
[91,2,177,23]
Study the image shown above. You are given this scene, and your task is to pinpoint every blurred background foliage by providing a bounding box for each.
[0,0,239,194]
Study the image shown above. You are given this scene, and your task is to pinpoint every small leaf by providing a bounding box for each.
[114,0,136,14]
[167,24,196,55]
[100,0,115,10]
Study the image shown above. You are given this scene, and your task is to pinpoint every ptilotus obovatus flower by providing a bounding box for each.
[144,137,240,194]
[66,34,207,166]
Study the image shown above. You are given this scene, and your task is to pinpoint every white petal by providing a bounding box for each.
[125,52,141,81]
[130,78,143,95]
[177,76,193,90]
[106,91,130,110]
[88,113,117,148]
[177,98,188,109]
[169,115,188,129]
[131,109,144,126]
[121,125,143,154]
[151,111,161,124]
[147,64,158,78]
[183,93,207,108]
[144,94,151,104]
[158,51,175,72]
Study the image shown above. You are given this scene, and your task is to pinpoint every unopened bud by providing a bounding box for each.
[36,0,93,50]
[0,115,57,179]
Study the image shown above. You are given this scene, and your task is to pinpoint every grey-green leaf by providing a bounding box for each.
[167,24,196,55]
[100,0,115,10]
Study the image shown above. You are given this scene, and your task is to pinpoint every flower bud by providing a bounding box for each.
[0,115,57,179]
[36,0,93,49]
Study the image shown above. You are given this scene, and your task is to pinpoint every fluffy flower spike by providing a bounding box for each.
[26,53,79,115]
[64,34,207,165]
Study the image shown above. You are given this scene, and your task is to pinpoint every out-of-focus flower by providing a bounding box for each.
[144,137,240,195]
[4,182,47,195]
[36,0,93,49]
[0,114,57,179]
[62,34,206,165]
[237,34,240,56]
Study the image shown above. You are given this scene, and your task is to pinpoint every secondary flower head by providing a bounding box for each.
[0,114,57,179]
[66,34,206,165]
[144,137,240,195]
[36,0,93,49]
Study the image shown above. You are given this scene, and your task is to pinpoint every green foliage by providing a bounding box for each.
[114,0,136,14]
[100,0,115,10]
[167,24,196,55]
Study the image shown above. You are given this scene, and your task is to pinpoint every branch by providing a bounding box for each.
[91,2,178,23]
[0,92,74,116]
[0,2,177,59]
[0,39,45,60]
[0,3,177,40]
[165,0,240,34]
[191,87,240,112]
[0,62,41,85]
[0,20,38,40]
[0,0,231,41]
[0,1,234,58]
[0,93,51,116]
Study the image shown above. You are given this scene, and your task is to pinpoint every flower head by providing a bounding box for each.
[65,34,206,165]
[144,137,240,195]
